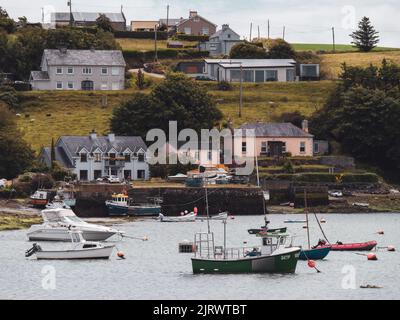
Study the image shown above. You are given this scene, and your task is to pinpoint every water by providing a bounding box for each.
[0,214,399,300]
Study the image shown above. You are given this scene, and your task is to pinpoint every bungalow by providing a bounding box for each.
[236,121,314,157]
[204,59,297,82]
[39,132,149,181]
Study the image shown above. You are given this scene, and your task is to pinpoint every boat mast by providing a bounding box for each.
[304,189,311,250]
[204,176,210,234]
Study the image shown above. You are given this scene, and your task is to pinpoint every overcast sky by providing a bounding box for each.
[3,0,400,47]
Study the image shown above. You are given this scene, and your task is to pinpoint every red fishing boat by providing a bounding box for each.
[317,240,377,252]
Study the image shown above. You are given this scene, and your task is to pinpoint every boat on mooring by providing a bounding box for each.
[25,231,115,260]
[105,193,161,216]
[27,207,123,241]
[316,240,377,251]
[158,211,197,222]
[29,190,50,208]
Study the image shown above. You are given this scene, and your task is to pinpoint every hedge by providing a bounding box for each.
[123,49,209,62]
[114,31,168,40]
[174,34,209,42]
[341,173,379,184]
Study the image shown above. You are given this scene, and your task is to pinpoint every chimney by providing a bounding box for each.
[89,129,97,140]
[108,133,115,143]
[222,24,229,31]
[189,11,198,18]
[302,120,309,133]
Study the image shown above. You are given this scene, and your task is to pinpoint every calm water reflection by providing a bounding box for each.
[0,214,399,300]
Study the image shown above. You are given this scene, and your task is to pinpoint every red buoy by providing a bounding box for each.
[117,251,125,259]
[307,260,316,268]
[367,253,377,261]
[194,207,198,214]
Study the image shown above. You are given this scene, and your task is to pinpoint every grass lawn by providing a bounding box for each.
[293,43,400,52]
[116,38,198,51]
[320,50,400,79]
[17,81,336,152]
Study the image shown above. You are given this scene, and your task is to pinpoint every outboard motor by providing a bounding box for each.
[25,243,42,257]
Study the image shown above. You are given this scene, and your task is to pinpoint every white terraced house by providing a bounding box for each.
[30,49,126,91]
[39,132,149,181]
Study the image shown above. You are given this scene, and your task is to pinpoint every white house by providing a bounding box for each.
[204,59,297,82]
[39,132,149,181]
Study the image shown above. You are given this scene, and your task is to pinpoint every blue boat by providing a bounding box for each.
[105,193,161,216]
[299,246,331,260]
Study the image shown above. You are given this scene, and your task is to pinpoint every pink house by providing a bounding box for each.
[236,122,314,157]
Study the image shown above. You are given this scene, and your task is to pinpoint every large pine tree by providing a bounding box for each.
[350,17,380,52]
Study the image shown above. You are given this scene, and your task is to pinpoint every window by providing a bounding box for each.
[112,82,119,90]
[282,142,287,153]
[300,142,306,153]
[111,67,119,76]
[93,170,102,180]
[138,153,145,162]
[56,82,63,89]
[243,70,254,82]
[255,70,264,83]
[261,141,268,153]
[67,67,74,74]
[184,27,191,35]
[195,151,200,160]
[101,67,108,75]
[314,142,319,154]
[227,34,231,38]
[230,70,241,82]
[124,170,132,180]
[266,70,278,81]
[67,82,74,89]
[201,27,209,35]
[242,142,247,153]
[137,170,146,179]
[82,67,92,75]
[124,154,131,162]
[81,80,94,91]
[79,170,88,181]
[207,151,212,161]
[56,67,63,74]
[80,153,87,162]
[94,153,101,162]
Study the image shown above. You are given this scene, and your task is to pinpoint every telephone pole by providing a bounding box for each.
[239,64,243,118]
[267,19,270,39]
[166,4,170,30]
[249,23,252,41]
[154,24,158,62]
[258,25,260,39]
[332,27,336,52]
[68,0,72,26]
[282,26,285,40]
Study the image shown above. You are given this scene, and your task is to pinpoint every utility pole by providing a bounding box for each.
[249,23,252,41]
[154,24,158,62]
[166,4,170,31]
[267,19,270,39]
[258,25,260,39]
[67,0,72,27]
[239,64,243,118]
[332,27,336,52]
[41,7,44,24]
[282,26,285,40]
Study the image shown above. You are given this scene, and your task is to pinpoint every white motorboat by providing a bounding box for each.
[196,212,229,221]
[158,212,197,222]
[27,208,123,241]
[25,231,115,260]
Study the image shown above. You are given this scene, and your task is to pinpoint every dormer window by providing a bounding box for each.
[94,153,101,162]
[125,154,131,162]
[138,153,145,162]
[80,153,87,162]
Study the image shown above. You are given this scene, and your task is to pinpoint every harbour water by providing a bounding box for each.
[0,214,399,300]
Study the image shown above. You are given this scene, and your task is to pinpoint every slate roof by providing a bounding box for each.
[205,59,296,68]
[58,135,147,157]
[176,14,217,28]
[30,71,50,81]
[42,49,126,67]
[51,12,71,22]
[52,12,125,23]
[210,26,240,39]
[239,123,313,138]
[41,147,74,168]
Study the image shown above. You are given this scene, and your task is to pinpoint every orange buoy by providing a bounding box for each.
[377,230,384,235]
[307,260,316,268]
[117,251,125,259]
[367,253,377,261]
[387,245,396,252]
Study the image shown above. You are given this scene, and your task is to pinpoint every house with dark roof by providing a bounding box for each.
[176,11,217,36]
[51,12,127,31]
[199,24,243,57]
[29,48,126,91]
[237,121,314,157]
[39,132,149,181]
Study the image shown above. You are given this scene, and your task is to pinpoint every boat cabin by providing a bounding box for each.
[258,233,292,255]
[110,193,129,206]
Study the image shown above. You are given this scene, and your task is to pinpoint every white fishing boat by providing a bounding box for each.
[25,231,115,260]
[27,208,123,241]
[158,212,197,222]
[196,211,228,221]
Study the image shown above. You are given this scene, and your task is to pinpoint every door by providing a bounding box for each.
[268,142,284,157]
[79,170,88,181]
[81,80,94,91]
[286,69,295,82]
[94,170,102,180]
[137,170,146,180]
[124,170,132,180]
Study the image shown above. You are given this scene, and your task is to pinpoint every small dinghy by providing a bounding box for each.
[158,212,197,222]
[317,240,377,252]
[25,231,115,260]
[197,212,228,221]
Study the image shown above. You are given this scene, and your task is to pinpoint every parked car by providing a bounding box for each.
[329,190,343,198]
[96,176,121,184]
[195,75,213,81]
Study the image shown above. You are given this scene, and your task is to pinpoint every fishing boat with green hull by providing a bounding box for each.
[191,232,301,274]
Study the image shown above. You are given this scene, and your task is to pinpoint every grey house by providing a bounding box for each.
[199,24,243,57]
[30,49,126,91]
[39,132,150,181]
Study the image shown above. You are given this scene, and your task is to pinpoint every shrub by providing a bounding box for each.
[217,81,232,91]
[174,34,209,42]
[341,173,379,183]
[114,31,168,40]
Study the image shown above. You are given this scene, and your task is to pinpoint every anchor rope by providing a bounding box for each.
[312,209,331,245]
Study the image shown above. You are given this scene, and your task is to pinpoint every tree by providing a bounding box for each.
[229,42,268,59]
[111,73,223,138]
[0,7,16,33]
[96,14,114,33]
[350,17,380,52]
[0,102,34,179]
[256,38,296,59]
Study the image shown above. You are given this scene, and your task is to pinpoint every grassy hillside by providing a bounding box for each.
[293,43,399,52]
[320,50,400,79]
[116,38,198,51]
[17,81,336,152]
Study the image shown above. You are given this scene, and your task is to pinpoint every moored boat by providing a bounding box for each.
[29,190,50,208]
[158,212,196,222]
[105,193,161,216]
[318,241,377,251]
[299,246,331,260]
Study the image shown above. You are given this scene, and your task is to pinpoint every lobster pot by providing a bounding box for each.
[179,242,197,253]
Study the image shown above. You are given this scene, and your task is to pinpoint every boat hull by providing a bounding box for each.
[106,203,129,216]
[35,245,114,260]
[27,229,117,242]
[29,199,49,208]
[319,241,377,251]
[299,246,331,260]
[192,248,300,274]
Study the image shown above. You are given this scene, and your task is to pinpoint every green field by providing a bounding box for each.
[116,38,198,51]
[292,43,400,52]
[17,81,336,152]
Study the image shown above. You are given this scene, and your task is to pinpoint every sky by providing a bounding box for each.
[3,0,400,47]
